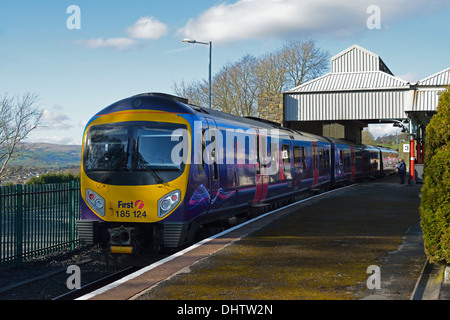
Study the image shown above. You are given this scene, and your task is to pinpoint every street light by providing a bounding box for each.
[183,38,212,109]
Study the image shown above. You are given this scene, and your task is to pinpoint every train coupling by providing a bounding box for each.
[108,226,136,254]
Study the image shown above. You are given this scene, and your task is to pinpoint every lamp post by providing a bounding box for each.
[183,39,212,109]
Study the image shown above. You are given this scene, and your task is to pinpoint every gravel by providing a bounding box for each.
[0,245,124,300]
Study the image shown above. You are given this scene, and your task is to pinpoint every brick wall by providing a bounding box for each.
[257,93,284,125]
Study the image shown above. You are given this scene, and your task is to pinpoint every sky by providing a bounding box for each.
[1,0,449,145]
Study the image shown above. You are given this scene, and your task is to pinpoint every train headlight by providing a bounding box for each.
[86,189,105,217]
[158,190,181,218]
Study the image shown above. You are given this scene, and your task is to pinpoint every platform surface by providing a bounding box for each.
[130,175,430,300]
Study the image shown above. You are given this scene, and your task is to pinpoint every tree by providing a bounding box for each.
[172,40,329,117]
[281,40,329,88]
[26,172,80,185]
[420,87,450,264]
[214,55,259,117]
[255,49,286,95]
[423,87,450,162]
[0,93,43,184]
[172,79,208,108]
[361,129,375,145]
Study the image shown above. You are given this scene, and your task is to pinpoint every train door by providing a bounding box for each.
[253,130,269,204]
[312,141,319,187]
[293,144,302,188]
[350,146,356,180]
[203,117,221,210]
[281,143,292,182]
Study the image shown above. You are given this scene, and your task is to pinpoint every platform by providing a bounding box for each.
[84,175,439,300]
[137,175,426,300]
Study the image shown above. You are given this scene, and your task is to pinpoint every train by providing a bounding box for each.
[76,93,398,264]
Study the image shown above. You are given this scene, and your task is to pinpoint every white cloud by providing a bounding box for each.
[74,16,168,51]
[126,16,168,40]
[28,135,78,145]
[40,108,73,130]
[178,0,449,44]
[367,124,399,138]
[75,37,137,51]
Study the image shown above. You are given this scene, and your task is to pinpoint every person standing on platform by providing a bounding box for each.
[397,159,407,184]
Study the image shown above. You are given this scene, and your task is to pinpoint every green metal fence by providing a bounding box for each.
[0,181,81,266]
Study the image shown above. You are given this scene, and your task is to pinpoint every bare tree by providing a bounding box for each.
[172,39,329,117]
[255,50,287,96]
[0,93,43,183]
[361,129,375,145]
[175,55,259,117]
[225,55,259,117]
[212,63,234,114]
[172,79,208,107]
[282,40,329,88]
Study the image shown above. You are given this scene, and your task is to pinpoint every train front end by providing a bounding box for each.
[77,94,193,261]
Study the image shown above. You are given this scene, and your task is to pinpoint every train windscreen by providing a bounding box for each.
[83,121,187,185]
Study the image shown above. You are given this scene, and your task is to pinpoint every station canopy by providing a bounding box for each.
[284,44,449,130]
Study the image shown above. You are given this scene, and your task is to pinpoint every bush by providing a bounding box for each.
[424,87,450,162]
[26,172,80,185]
[420,145,450,263]
[420,88,450,264]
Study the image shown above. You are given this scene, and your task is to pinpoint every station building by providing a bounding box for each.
[258,44,450,183]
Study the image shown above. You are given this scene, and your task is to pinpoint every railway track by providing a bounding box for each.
[53,266,140,300]
[0,248,135,300]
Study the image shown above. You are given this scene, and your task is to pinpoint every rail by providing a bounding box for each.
[0,181,81,266]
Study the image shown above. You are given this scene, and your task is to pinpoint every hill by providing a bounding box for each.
[16,143,82,168]
[374,132,409,145]
[1,143,82,185]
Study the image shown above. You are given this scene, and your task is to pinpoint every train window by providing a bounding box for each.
[266,136,271,167]
[355,151,362,166]
[323,149,326,167]
[325,149,330,168]
[256,135,271,170]
[85,126,130,172]
[301,146,307,169]
[198,129,206,172]
[234,136,238,164]
[256,134,260,172]
[319,149,323,168]
[261,136,268,167]
[136,128,183,170]
[293,146,301,170]
[207,128,219,180]
[282,145,290,165]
